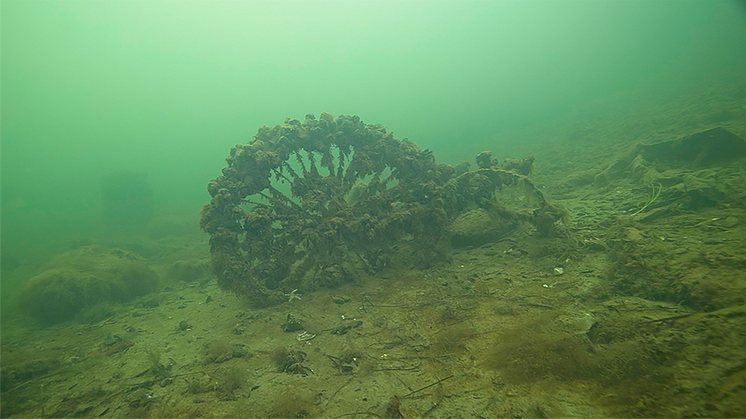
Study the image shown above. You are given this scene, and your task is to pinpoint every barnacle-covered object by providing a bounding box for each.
[201,114,568,306]
[200,113,454,306]
[442,166,570,237]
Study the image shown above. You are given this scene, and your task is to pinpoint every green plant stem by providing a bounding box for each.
[632,183,662,217]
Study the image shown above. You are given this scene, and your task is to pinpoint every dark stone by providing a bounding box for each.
[641,127,746,167]
[281,314,304,332]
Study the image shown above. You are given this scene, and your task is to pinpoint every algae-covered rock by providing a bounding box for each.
[17,245,158,324]
[168,259,209,283]
[448,208,517,247]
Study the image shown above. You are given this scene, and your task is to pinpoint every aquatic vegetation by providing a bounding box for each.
[631,183,662,217]
[430,324,475,354]
[145,347,171,379]
[483,312,672,399]
[485,325,599,384]
[204,365,246,400]
[265,388,319,418]
[203,340,247,364]
[604,224,689,303]
[270,347,312,375]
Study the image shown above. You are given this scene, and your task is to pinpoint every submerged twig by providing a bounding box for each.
[401,374,455,399]
[325,375,356,407]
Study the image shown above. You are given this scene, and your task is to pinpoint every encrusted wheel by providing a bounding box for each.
[201,113,568,306]
[200,113,454,306]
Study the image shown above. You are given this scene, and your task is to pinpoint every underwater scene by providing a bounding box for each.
[2,1,746,418]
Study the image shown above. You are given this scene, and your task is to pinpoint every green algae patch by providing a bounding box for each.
[17,245,158,324]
